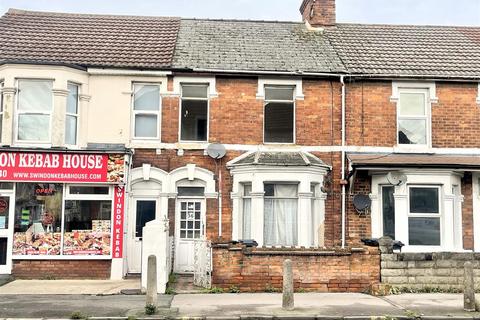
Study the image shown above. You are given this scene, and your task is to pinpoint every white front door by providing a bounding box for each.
[174,199,205,273]
[127,198,157,273]
[0,194,14,274]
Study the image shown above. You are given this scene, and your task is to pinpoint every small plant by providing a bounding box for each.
[404,309,421,319]
[42,274,56,280]
[127,316,137,320]
[264,284,280,293]
[145,303,157,315]
[296,287,306,293]
[165,287,176,295]
[228,285,240,293]
[383,316,398,320]
[203,286,225,294]
[70,311,86,319]
[168,273,177,284]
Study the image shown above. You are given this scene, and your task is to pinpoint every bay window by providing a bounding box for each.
[397,89,430,146]
[132,83,160,139]
[264,183,298,246]
[241,183,252,239]
[16,80,53,143]
[65,83,79,145]
[264,86,295,143]
[408,186,441,246]
[180,84,209,142]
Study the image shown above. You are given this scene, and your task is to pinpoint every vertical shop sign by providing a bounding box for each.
[113,185,125,258]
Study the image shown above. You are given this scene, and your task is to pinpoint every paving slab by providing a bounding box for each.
[0,279,140,295]
[0,294,172,318]
[171,293,400,317]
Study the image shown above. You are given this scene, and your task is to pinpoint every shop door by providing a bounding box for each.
[174,199,205,273]
[127,199,156,273]
[0,194,14,274]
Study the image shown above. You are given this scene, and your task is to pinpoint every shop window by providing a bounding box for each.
[264,183,298,246]
[264,86,295,143]
[132,83,160,139]
[0,183,13,190]
[397,89,430,146]
[241,183,252,239]
[0,196,9,230]
[16,80,53,143]
[13,183,63,256]
[408,186,440,246]
[382,186,395,239]
[69,186,109,195]
[12,183,114,257]
[66,83,79,145]
[63,199,111,255]
[180,84,208,142]
[135,200,156,238]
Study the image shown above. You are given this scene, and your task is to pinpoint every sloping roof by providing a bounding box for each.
[348,153,480,169]
[228,151,330,168]
[172,19,345,73]
[0,9,180,69]
[326,24,480,78]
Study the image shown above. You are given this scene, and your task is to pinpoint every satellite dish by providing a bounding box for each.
[386,172,407,186]
[206,143,226,159]
[353,194,371,214]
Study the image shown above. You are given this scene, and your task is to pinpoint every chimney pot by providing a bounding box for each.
[300,0,336,27]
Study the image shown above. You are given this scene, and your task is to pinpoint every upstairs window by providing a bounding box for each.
[132,83,160,139]
[180,84,209,142]
[16,80,53,143]
[66,83,79,145]
[264,86,295,143]
[397,89,430,146]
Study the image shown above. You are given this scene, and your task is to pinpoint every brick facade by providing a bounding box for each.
[12,260,111,279]
[212,245,379,292]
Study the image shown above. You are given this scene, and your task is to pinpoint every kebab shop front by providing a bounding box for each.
[0,150,127,279]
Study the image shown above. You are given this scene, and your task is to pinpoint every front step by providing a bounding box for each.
[124,273,141,279]
[170,274,204,294]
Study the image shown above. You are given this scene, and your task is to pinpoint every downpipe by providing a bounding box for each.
[340,76,346,249]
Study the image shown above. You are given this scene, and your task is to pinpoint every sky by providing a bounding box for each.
[0,0,479,26]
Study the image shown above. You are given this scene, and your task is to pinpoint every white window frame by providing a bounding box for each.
[396,88,431,148]
[65,82,80,146]
[14,79,54,146]
[178,83,210,143]
[131,82,161,140]
[407,185,442,248]
[262,85,296,144]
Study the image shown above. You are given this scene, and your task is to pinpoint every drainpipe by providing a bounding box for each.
[218,158,222,238]
[340,76,346,249]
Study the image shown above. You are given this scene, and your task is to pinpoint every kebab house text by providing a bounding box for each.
[0,150,126,278]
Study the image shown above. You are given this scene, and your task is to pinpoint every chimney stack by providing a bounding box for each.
[300,0,336,28]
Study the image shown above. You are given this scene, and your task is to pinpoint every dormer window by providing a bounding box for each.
[16,80,53,143]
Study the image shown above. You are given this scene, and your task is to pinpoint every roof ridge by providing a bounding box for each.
[181,17,302,24]
[5,8,180,20]
[335,22,480,29]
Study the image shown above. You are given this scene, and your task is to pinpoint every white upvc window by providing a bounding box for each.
[132,83,161,139]
[263,85,295,144]
[241,183,252,239]
[407,185,441,246]
[264,183,298,246]
[65,83,79,145]
[396,88,431,147]
[16,79,53,143]
[180,84,209,142]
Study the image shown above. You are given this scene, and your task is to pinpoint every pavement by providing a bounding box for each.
[1,280,480,319]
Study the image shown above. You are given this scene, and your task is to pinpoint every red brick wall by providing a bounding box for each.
[462,173,474,250]
[12,260,111,279]
[212,246,379,292]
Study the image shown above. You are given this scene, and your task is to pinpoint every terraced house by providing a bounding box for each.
[1,0,480,293]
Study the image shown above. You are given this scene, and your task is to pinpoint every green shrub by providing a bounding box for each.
[145,303,157,315]
[70,311,86,319]
[228,285,240,293]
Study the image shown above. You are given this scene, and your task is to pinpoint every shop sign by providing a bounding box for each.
[0,152,125,183]
[113,185,125,258]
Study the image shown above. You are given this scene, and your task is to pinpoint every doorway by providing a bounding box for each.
[0,193,14,274]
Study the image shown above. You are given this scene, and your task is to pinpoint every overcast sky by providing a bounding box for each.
[0,0,479,26]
